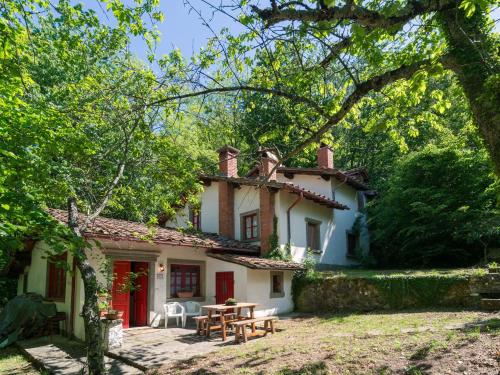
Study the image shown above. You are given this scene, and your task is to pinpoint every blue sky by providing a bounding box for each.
[127,0,245,61]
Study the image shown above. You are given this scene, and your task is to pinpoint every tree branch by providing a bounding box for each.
[265,57,441,178]
[79,116,142,232]
[149,85,329,117]
[252,0,455,28]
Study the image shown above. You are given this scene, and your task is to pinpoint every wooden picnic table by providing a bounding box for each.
[203,302,258,341]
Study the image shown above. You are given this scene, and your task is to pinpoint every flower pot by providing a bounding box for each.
[99,310,107,318]
[177,291,194,298]
[105,312,118,320]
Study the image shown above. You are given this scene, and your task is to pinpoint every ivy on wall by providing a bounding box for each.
[365,274,471,309]
[292,271,480,311]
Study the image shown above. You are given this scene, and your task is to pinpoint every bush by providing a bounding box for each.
[369,144,499,267]
[0,277,18,307]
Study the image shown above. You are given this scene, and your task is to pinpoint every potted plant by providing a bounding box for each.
[104,309,124,320]
[224,298,237,306]
[488,262,499,274]
[177,289,194,298]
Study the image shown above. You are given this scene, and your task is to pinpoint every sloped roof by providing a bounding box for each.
[200,175,349,210]
[246,165,370,191]
[207,252,305,270]
[277,167,370,190]
[48,208,259,254]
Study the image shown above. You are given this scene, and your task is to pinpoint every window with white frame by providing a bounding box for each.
[270,271,284,298]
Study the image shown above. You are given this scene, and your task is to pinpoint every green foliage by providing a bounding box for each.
[370,141,500,267]
[0,277,18,307]
[266,217,292,261]
[291,250,322,307]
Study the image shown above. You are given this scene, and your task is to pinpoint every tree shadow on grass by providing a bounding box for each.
[276,361,328,375]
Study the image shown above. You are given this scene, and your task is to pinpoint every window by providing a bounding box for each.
[47,252,67,301]
[270,271,284,298]
[190,208,201,230]
[242,211,259,240]
[170,264,201,298]
[305,219,321,252]
[346,231,358,258]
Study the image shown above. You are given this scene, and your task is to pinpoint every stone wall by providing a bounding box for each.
[294,273,487,312]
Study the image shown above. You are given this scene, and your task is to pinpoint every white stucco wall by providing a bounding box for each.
[19,238,294,341]
[323,181,359,266]
[278,172,332,198]
[165,205,190,229]
[200,182,219,233]
[233,185,260,243]
[274,175,361,266]
[277,191,335,264]
[246,269,293,316]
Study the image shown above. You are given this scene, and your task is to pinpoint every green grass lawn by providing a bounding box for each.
[0,347,40,375]
[155,309,500,375]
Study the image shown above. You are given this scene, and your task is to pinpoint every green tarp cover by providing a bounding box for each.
[0,293,57,348]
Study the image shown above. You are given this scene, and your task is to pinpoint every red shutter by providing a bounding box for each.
[47,252,67,301]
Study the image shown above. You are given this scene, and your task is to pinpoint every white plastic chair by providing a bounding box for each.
[163,302,185,328]
[183,301,202,327]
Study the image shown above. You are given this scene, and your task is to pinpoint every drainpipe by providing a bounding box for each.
[287,193,304,244]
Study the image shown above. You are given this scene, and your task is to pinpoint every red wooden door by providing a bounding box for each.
[133,262,149,326]
[112,261,131,328]
[215,272,234,304]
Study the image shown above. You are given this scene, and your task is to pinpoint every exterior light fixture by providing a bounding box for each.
[159,263,165,272]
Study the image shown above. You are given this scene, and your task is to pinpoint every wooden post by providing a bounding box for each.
[250,306,256,333]
[220,311,226,341]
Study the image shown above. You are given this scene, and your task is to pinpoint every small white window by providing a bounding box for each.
[270,271,284,298]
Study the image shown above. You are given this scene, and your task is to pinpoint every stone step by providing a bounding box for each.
[480,298,500,311]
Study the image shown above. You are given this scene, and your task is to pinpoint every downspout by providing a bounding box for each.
[287,192,304,244]
[69,255,77,338]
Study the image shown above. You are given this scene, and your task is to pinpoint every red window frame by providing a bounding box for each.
[242,213,259,240]
[47,252,67,301]
[170,264,201,298]
[272,274,282,293]
[306,222,319,250]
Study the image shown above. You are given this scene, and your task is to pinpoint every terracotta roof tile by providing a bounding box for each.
[207,252,305,270]
[200,176,349,210]
[48,208,260,253]
[277,167,370,190]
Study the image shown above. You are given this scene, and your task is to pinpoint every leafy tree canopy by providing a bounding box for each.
[369,133,499,267]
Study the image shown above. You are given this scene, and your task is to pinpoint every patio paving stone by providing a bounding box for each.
[109,324,235,369]
[18,335,142,374]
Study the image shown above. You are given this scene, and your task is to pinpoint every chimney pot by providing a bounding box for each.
[218,145,240,177]
[259,149,278,181]
[317,143,334,169]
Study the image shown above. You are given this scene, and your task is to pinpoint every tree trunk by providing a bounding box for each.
[439,8,500,176]
[68,199,105,375]
[76,255,105,374]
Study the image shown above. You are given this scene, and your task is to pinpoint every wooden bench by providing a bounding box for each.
[193,313,236,335]
[232,316,278,343]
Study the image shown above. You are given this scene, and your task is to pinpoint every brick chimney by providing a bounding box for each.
[259,149,278,181]
[259,149,278,256]
[218,145,240,177]
[317,142,334,169]
[217,146,239,238]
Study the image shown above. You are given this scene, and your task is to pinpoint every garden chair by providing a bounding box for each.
[163,302,185,328]
[182,301,201,327]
